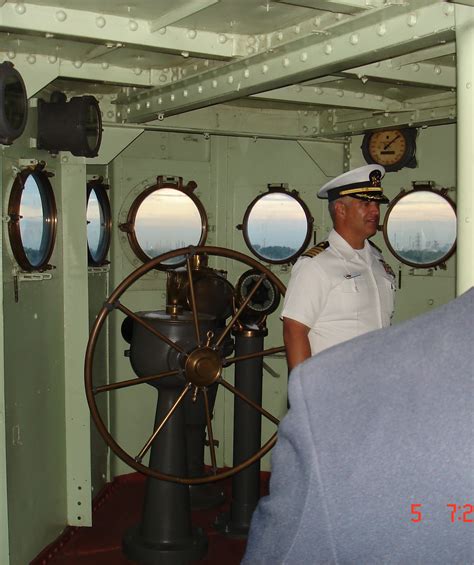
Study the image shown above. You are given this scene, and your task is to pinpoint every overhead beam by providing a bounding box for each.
[116,2,456,122]
[0,2,236,59]
[272,0,381,14]
[346,60,455,89]
[252,85,404,111]
[389,42,455,66]
[149,0,219,32]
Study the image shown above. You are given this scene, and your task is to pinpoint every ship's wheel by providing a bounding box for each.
[85,245,286,484]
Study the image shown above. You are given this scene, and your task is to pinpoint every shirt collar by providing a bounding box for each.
[328,229,372,262]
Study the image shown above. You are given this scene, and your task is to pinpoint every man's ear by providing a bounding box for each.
[334,199,346,219]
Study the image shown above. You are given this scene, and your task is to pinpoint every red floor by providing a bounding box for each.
[32,472,269,565]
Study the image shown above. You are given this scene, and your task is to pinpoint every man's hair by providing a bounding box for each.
[328,196,351,224]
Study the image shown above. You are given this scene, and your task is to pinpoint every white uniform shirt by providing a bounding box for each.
[282,229,395,355]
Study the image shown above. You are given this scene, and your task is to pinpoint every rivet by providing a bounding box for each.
[348,123,353,130]
[377,24,386,36]
[434,65,441,75]
[377,95,383,101]
[146,101,151,108]
[129,20,138,31]
[313,17,320,27]
[443,4,454,15]
[127,107,131,114]
[324,44,332,55]
[312,127,318,133]
[56,10,67,22]
[393,116,399,123]
[350,33,359,45]
[61,155,68,163]
[355,92,364,98]
[48,55,57,64]
[376,119,382,125]
[107,110,114,118]
[430,110,436,117]
[302,126,308,133]
[27,54,36,64]
[228,76,234,84]
[204,60,209,67]
[187,29,197,39]
[335,13,343,20]
[407,13,417,27]
[262,64,268,74]
[159,74,167,83]
[314,87,322,95]
[467,82,472,89]
[7,51,16,59]
[294,25,300,34]
[158,27,167,35]
[246,46,255,55]
[244,69,250,78]
[362,121,367,128]
[182,68,187,76]
[300,52,308,62]
[277,31,283,41]
[181,51,189,58]
[198,85,203,93]
[247,36,256,46]
[73,60,83,68]
[136,103,140,110]
[212,79,217,88]
[101,62,109,69]
[183,89,188,97]
[15,3,26,15]
[282,57,290,67]
[96,16,106,28]
[218,33,227,44]
[320,128,325,133]
[411,63,420,72]
[158,97,162,104]
[333,125,338,131]
[337,90,344,97]
[133,67,142,75]
[295,85,302,93]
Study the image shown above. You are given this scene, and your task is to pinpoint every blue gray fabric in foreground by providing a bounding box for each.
[243,288,473,565]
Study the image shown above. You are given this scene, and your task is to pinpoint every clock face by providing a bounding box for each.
[367,130,407,166]
[362,128,417,172]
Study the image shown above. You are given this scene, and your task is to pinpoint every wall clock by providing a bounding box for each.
[361,128,417,172]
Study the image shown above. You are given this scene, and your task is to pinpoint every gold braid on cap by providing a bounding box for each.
[339,187,383,196]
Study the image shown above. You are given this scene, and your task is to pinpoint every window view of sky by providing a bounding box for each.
[135,188,202,258]
[247,192,308,260]
[19,175,45,256]
[387,191,456,253]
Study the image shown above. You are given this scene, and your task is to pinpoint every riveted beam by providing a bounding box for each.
[0,2,238,59]
[345,60,455,89]
[252,85,404,111]
[116,2,456,122]
[317,99,456,136]
[272,0,382,15]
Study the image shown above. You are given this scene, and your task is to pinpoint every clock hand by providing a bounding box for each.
[383,135,400,150]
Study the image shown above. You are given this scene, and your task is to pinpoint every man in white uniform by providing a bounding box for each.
[282,165,395,370]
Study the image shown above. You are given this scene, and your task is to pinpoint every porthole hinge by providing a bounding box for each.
[7,213,22,223]
[118,222,134,234]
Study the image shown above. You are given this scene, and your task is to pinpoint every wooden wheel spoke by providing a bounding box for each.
[135,383,192,463]
[115,301,186,355]
[186,254,201,346]
[218,378,279,426]
[223,345,286,367]
[214,274,266,348]
[93,369,180,394]
[202,387,218,474]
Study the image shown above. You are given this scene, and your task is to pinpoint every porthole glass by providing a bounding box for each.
[123,176,207,268]
[8,167,57,271]
[87,180,111,266]
[240,187,313,264]
[383,187,456,268]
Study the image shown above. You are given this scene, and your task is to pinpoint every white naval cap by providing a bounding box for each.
[318,164,389,203]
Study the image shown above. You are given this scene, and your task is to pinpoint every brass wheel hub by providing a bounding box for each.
[185,346,222,386]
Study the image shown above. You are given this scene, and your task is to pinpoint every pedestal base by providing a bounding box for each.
[189,483,226,511]
[123,524,208,565]
[213,510,251,539]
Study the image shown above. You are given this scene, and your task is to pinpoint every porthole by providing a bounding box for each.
[238,185,313,264]
[121,175,207,269]
[8,165,57,271]
[87,179,111,266]
[382,182,456,269]
[0,61,28,145]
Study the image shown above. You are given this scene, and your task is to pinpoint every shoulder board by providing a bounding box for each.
[302,240,329,258]
[368,239,382,253]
